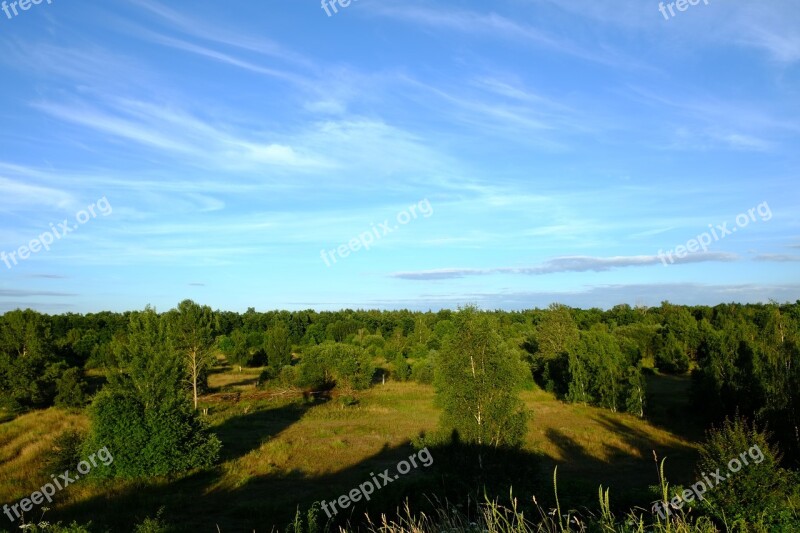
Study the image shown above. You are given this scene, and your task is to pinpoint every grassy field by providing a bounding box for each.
[0,369,701,531]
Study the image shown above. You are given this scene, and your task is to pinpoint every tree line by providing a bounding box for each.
[1,300,798,468]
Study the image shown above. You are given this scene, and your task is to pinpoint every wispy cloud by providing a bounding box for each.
[754,254,800,262]
[32,97,333,170]
[293,283,800,311]
[370,4,641,68]
[391,253,739,280]
[0,289,75,297]
[535,0,800,64]
[0,176,74,211]
[130,0,315,69]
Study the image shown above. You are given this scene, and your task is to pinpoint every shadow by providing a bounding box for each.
[540,427,638,511]
[593,412,699,494]
[84,373,107,396]
[208,377,260,391]
[643,373,706,442]
[538,411,699,513]
[52,422,546,532]
[212,399,321,462]
[45,394,698,531]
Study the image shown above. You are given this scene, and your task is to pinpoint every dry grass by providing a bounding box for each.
[207,364,264,391]
[0,408,88,503]
[0,372,701,530]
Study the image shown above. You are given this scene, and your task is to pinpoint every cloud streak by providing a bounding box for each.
[392,253,739,280]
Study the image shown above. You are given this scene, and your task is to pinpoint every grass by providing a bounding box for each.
[0,408,88,505]
[0,370,703,531]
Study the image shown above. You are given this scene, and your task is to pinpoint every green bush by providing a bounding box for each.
[696,416,797,528]
[339,395,359,407]
[392,355,411,382]
[84,391,221,478]
[296,343,374,391]
[44,429,85,475]
[54,367,89,408]
[132,508,169,533]
[411,357,435,384]
[655,332,690,374]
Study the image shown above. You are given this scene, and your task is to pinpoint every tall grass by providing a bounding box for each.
[355,467,724,533]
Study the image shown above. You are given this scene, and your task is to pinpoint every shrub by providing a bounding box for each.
[296,343,374,391]
[411,357,435,384]
[696,416,796,528]
[84,390,221,478]
[392,355,411,382]
[44,429,85,475]
[132,508,169,533]
[54,367,89,408]
[339,395,359,407]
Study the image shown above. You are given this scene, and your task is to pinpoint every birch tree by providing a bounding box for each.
[434,305,528,461]
[168,300,216,410]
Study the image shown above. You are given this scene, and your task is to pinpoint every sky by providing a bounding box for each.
[0,0,799,314]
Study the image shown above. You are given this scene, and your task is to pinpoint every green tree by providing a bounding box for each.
[527,303,579,393]
[0,310,62,410]
[296,342,374,391]
[655,331,690,374]
[697,417,796,528]
[85,307,221,478]
[392,354,411,382]
[264,321,292,371]
[54,367,89,408]
[166,300,216,410]
[535,304,579,360]
[565,327,646,416]
[434,306,528,456]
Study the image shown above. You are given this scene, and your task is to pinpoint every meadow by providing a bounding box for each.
[0,365,699,531]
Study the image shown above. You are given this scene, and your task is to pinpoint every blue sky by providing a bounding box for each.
[0,0,798,313]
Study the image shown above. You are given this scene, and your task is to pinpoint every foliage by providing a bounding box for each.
[265,321,293,371]
[85,389,221,478]
[434,306,528,449]
[166,299,216,410]
[54,367,90,408]
[0,310,63,410]
[132,507,169,533]
[696,416,797,528]
[566,327,646,415]
[525,304,579,394]
[392,355,412,382]
[655,331,691,374]
[411,355,435,384]
[84,307,221,478]
[44,429,85,475]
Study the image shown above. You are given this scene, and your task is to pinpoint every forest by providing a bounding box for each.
[0,300,798,531]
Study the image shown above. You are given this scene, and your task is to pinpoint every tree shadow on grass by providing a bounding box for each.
[213,394,329,462]
[51,404,692,531]
[54,428,549,532]
[593,412,699,487]
[643,372,706,443]
[540,418,697,514]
